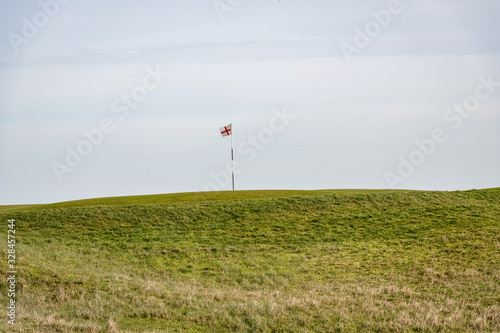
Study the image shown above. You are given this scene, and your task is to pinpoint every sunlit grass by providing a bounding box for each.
[0,189,499,332]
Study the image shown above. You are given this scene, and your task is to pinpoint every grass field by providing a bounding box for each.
[0,189,499,332]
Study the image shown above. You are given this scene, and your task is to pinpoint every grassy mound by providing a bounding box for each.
[1,189,499,332]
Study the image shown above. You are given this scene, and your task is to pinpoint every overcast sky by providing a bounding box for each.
[1,0,499,205]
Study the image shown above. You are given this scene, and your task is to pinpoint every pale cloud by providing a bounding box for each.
[0,1,499,204]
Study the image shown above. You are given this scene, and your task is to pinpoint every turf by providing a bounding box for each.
[0,189,499,332]
[0,189,404,212]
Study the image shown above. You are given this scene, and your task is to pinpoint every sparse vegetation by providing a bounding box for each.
[1,189,499,332]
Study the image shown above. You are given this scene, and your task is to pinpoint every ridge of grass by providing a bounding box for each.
[0,189,410,212]
[3,188,498,213]
[0,189,499,332]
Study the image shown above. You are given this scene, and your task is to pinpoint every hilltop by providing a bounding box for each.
[0,189,499,332]
[0,189,406,212]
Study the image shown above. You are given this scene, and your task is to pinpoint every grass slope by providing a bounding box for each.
[0,189,499,332]
[0,189,403,212]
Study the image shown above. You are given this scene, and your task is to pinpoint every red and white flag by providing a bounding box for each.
[220,124,232,137]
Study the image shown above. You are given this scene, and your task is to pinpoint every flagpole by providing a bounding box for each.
[231,123,234,191]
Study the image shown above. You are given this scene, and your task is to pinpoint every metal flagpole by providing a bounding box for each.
[231,123,235,191]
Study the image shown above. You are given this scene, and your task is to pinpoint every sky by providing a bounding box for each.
[0,0,499,205]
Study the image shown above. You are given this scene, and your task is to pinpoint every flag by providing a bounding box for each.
[220,124,232,137]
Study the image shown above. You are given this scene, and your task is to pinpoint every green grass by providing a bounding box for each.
[0,189,499,332]
[0,189,405,212]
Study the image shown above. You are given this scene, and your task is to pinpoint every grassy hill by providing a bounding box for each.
[0,189,405,212]
[0,189,499,332]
